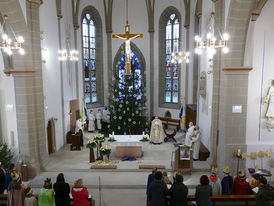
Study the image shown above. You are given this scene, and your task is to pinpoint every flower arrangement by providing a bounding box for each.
[100,145,111,156]
[108,135,116,142]
[93,133,105,142]
[140,135,149,142]
[86,140,97,149]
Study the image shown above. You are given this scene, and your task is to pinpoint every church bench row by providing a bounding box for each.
[0,194,94,206]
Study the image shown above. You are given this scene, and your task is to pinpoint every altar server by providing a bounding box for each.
[191,125,201,161]
[96,109,102,130]
[88,110,96,132]
[185,122,194,146]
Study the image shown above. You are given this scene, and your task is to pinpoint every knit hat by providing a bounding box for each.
[211,167,218,174]
[248,168,255,174]
[238,169,245,178]
[223,165,230,174]
[11,171,20,181]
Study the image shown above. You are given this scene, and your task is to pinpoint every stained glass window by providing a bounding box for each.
[164,13,180,103]
[82,13,97,103]
[118,50,142,100]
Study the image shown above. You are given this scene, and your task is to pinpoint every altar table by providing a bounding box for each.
[109,135,149,158]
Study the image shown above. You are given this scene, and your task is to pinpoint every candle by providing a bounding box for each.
[112,131,114,136]
[142,131,145,135]
[237,149,241,156]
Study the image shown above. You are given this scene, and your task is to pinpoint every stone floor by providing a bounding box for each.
[25,131,212,206]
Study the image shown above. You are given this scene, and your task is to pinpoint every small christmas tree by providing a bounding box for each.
[108,61,148,135]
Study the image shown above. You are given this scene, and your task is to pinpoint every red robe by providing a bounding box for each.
[234,177,249,195]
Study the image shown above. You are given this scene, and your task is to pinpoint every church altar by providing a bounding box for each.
[107,135,149,158]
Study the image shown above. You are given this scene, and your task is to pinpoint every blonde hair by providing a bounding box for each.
[74,179,83,188]
[162,171,167,176]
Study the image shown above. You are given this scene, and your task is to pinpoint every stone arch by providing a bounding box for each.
[80,6,104,107]
[158,6,182,109]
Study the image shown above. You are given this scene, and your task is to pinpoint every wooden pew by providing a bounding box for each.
[158,117,181,131]
[0,194,94,206]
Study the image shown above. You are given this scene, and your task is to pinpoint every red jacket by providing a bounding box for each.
[71,186,89,206]
[234,177,249,195]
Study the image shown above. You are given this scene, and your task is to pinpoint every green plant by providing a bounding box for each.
[86,140,97,149]
[0,143,14,170]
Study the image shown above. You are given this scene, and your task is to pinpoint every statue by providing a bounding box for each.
[264,79,274,131]
[150,116,164,144]
[88,109,95,132]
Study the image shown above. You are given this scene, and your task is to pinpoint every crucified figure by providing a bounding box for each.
[112,21,143,75]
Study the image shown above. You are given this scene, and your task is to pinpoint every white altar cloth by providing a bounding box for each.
[108,134,149,146]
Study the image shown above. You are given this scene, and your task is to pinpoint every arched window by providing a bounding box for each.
[81,7,103,106]
[118,49,142,100]
[113,42,146,100]
[159,7,181,109]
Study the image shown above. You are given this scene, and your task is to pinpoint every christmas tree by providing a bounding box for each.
[108,58,148,135]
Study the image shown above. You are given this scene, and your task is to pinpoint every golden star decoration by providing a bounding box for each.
[258,151,265,158]
[241,152,248,159]
[254,165,259,171]
[265,149,273,157]
[250,152,257,160]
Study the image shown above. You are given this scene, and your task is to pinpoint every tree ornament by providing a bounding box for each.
[119,116,122,120]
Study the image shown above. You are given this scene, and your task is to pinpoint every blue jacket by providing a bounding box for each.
[5,173,12,191]
[148,180,168,206]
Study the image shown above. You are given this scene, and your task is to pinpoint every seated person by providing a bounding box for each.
[24,186,38,206]
[38,178,55,206]
[234,169,249,195]
[7,176,25,206]
[169,174,188,206]
[221,165,233,195]
[72,179,89,206]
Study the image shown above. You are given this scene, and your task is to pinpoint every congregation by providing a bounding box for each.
[146,167,274,206]
[0,164,91,206]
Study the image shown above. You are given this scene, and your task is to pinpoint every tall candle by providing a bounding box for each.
[112,131,114,136]
[142,131,145,135]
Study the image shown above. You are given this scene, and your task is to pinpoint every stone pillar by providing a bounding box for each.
[217,68,252,174]
[13,0,47,177]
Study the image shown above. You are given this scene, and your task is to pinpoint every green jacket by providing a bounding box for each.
[38,189,55,206]
[256,184,274,206]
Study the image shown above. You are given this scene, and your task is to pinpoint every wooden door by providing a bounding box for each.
[186,104,197,127]
[47,121,53,154]
[70,100,79,133]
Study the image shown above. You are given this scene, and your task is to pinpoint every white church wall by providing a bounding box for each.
[0,51,19,149]
[154,0,185,119]
[18,0,27,23]
[39,0,76,151]
[245,0,274,169]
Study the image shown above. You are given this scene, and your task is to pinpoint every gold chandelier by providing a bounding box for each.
[0,15,25,55]
[58,49,79,61]
[194,12,229,56]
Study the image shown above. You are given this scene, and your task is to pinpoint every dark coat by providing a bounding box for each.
[0,168,5,194]
[146,173,154,195]
[221,175,233,195]
[148,179,168,206]
[169,182,188,206]
[195,184,212,206]
[256,184,274,206]
[53,182,70,206]
[5,172,12,191]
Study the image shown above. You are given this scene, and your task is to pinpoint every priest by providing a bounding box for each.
[191,125,201,161]
[185,122,194,146]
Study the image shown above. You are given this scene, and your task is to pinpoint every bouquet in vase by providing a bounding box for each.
[100,145,111,156]
[93,133,105,142]
[86,140,97,149]
[140,135,149,142]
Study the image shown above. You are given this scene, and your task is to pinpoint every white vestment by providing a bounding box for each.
[150,119,164,144]
[265,86,274,118]
[75,119,83,133]
[185,125,195,146]
[96,111,102,130]
[102,109,110,123]
[88,112,96,132]
[191,130,201,159]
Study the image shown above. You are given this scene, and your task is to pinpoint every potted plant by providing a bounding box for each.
[93,133,105,160]
[86,140,97,163]
[100,145,111,163]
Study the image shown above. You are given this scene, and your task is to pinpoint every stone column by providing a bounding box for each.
[217,68,252,174]
[14,0,47,177]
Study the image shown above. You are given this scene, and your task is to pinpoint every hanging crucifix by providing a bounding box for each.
[112,0,143,75]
